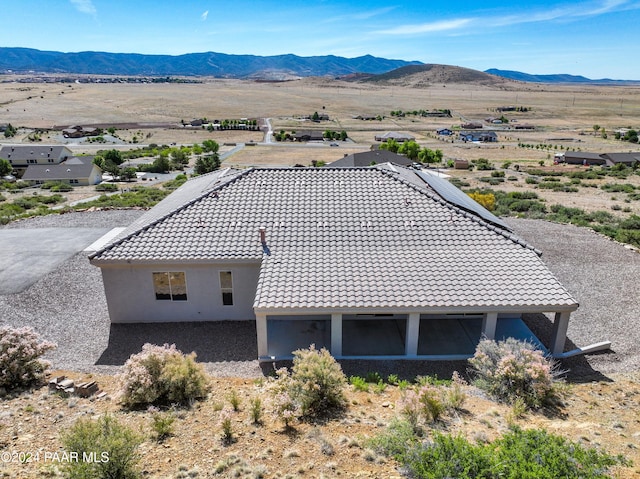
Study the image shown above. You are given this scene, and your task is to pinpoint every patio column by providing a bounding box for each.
[481,312,498,340]
[406,313,420,356]
[331,313,342,357]
[551,311,571,355]
[256,313,268,358]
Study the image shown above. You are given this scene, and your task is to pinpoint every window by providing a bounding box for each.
[153,272,187,301]
[70,179,79,184]
[27,159,37,164]
[219,271,233,305]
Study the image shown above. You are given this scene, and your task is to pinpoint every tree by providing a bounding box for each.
[121,167,137,182]
[593,124,600,136]
[3,123,17,138]
[312,111,320,121]
[380,138,400,153]
[150,156,170,173]
[170,148,189,170]
[0,158,12,177]
[102,149,124,166]
[398,140,420,161]
[202,139,219,153]
[194,154,220,175]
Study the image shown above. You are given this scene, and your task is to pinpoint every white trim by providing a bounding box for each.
[331,314,342,357]
[406,313,420,356]
[481,312,498,340]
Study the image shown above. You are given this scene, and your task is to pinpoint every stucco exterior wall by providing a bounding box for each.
[100,262,260,323]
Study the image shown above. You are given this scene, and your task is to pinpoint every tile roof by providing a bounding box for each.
[21,157,98,181]
[90,166,577,312]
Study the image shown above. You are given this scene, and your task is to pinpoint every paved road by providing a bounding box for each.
[0,227,110,294]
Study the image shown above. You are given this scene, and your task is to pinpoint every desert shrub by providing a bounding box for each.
[468,338,562,409]
[467,192,495,211]
[491,170,505,178]
[118,343,209,408]
[268,345,347,421]
[95,183,118,192]
[372,424,627,479]
[62,415,142,479]
[367,418,418,460]
[149,408,175,442]
[398,385,446,429]
[249,397,263,424]
[0,326,56,391]
[350,375,369,392]
[219,407,234,444]
[289,344,347,417]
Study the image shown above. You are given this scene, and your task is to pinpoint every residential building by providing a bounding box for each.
[21,156,102,186]
[0,145,73,178]
[89,165,578,361]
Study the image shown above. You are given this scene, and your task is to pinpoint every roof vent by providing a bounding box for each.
[259,226,266,243]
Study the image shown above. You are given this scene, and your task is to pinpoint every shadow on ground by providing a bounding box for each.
[523,313,612,383]
[96,321,258,365]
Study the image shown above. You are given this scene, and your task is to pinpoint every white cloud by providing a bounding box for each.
[201,10,209,21]
[70,0,96,16]
[377,18,472,35]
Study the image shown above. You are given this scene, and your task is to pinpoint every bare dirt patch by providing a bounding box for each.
[1,370,639,478]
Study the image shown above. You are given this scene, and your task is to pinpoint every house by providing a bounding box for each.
[600,152,640,167]
[459,131,498,142]
[293,130,325,142]
[436,128,453,136]
[327,150,413,168]
[0,145,73,178]
[62,125,100,138]
[461,122,483,129]
[21,156,102,186]
[89,165,579,361]
[557,152,607,166]
[374,131,415,143]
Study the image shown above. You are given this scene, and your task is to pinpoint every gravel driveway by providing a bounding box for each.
[0,210,638,380]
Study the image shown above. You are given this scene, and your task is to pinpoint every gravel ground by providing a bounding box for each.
[0,210,638,380]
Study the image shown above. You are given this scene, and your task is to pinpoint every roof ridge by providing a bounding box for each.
[88,168,250,259]
[374,166,542,256]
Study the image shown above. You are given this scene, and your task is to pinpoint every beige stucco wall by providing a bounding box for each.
[100,262,260,323]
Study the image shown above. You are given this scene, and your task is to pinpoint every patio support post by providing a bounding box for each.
[551,311,570,355]
[481,312,498,340]
[256,313,268,358]
[406,313,420,356]
[331,313,342,357]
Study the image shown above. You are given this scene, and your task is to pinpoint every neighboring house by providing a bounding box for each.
[89,165,578,361]
[436,128,453,136]
[22,156,102,186]
[62,125,100,138]
[557,152,607,166]
[601,152,640,167]
[327,150,413,167]
[293,130,325,142]
[0,145,73,178]
[459,131,498,142]
[513,123,535,130]
[374,131,415,143]
[461,122,483,129]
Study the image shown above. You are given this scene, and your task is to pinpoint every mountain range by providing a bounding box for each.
[0,47,637,84]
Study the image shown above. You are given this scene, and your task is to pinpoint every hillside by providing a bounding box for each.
[0,47,422,79]
[363,64,512,88]
[486,68,640,85]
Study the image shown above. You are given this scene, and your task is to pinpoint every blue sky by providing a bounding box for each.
[3,0,640,79]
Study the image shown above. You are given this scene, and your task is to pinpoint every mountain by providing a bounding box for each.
[0,47,422,78]
[485,68,640,85]
[362,64,510,87]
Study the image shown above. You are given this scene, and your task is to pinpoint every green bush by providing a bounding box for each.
[350,375,369,392]
[150,410,175,442]
[397,427,627,479]
[290,345,347,417]
[62,415,142,479]
[118,343,209,409]
[468,338,562,409]
[269,345,347,420]
[95,183,118,192]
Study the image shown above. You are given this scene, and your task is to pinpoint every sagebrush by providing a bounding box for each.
[62,414,142,479]
[0,326,56,391]
[118,343,209,408]
[268,345,347,423]
[468,338,562,409]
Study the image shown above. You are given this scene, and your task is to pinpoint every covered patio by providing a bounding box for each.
[256,309,571,361]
